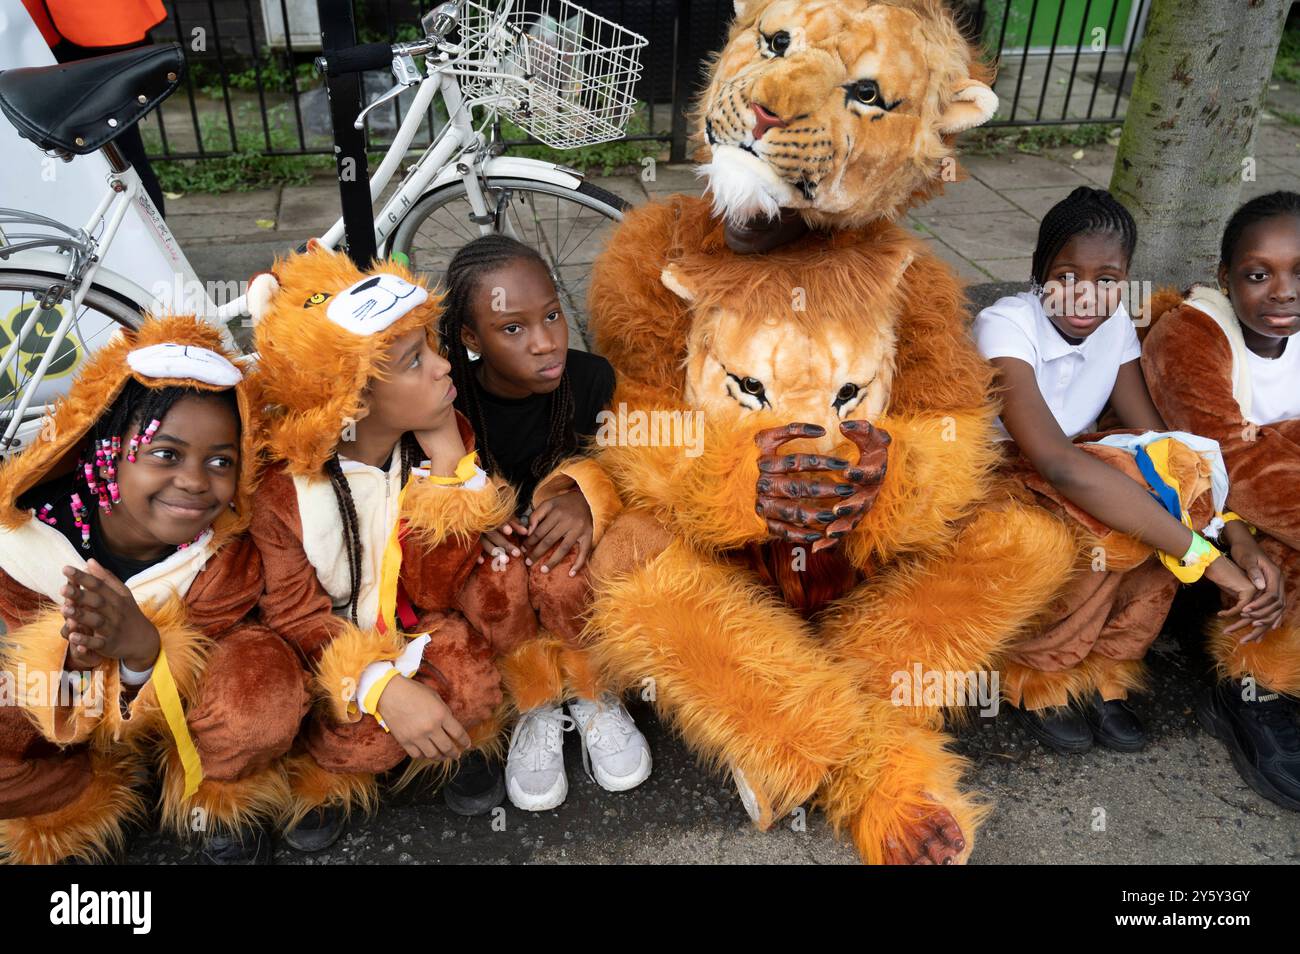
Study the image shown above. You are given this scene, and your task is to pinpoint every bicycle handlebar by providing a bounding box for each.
[318,42,395,76]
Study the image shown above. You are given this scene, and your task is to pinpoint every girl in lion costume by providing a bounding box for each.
[582,0,1077,864]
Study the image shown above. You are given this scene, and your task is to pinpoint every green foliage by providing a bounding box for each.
[142,104,332,193]
[1273,22,1300,84]
[964,122,1120,156]
[189,56,318,97]
[495,107,665,175]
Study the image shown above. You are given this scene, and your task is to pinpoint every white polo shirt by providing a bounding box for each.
[1244,336,1300,426]
[972,291,1141,441]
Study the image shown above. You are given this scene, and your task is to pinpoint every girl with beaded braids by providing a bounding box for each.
[1143,191,1300,810]
[440,235,651,812]
[0,315,308,865]
[972,186,1284,756]
[246,248,526,851]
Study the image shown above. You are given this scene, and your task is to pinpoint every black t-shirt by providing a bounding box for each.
[19,474,166,582]
[466,348,615,513]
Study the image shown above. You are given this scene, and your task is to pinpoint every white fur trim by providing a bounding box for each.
[1185,285,1253,422]
[246,272,280,324]
[127,344,242,386]
[325,274,428,336]
[696,144,798,227]
[294,453,404,627]
[0,519,215,606]
[660,265,695,303]
[939,82,1000,134]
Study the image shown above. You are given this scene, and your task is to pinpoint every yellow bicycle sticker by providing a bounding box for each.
[0,299,83,399]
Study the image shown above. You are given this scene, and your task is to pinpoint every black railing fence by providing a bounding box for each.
[143,0,1147,164]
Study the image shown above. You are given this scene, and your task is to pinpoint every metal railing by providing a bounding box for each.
[142,0,1146,165]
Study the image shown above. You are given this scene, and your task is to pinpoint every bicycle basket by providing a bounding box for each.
[457,0,648,150]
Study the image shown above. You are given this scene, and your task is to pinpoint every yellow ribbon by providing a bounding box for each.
[377,482,412,637]
[422,450,480,486]
[1144,439,1220,583]
[151,648,203,799]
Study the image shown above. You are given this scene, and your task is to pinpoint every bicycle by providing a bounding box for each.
[0,0,647,457]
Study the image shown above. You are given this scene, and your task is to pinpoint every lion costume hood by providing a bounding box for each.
[247,247,445,477]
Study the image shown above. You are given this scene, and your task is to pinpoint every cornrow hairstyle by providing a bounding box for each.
[325,432,424,627]
[1031,186,1138,286]
[439,234,577,480]
[1220,190,1300,267]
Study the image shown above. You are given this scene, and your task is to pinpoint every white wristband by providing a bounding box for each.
[119,659,155,686]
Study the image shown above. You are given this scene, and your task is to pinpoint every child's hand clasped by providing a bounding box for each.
[524,490,594,576]
[1225,540,1288,643]
[59,560,161,672]
[478,516,531,566]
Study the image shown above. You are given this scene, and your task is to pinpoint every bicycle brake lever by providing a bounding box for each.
[353,55,422,130]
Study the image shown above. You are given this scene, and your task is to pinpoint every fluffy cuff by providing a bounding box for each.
[313,623,407,724]
[842,409,1000,568]
[597,412,770,554]
[532,456,624,546]
[5,598,208,749]
[401,474,517,550]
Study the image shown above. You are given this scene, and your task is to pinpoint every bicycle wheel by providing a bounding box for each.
[387,178,629,348]
[0,270,144,455]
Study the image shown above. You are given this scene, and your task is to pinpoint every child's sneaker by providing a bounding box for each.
[505,706,573,811]
[567,693,652,792]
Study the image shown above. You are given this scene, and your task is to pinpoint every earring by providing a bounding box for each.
[70,493,90,548]
[1029,278,1045,296]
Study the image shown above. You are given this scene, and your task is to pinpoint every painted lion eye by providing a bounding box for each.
[850,80,881,106]
[304,291,331,307]
[741,376,765,395]
[766,30,791,56]
[836,383,859,403]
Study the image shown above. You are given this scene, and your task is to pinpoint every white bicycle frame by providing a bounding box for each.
[0,6,593,452]
[214,29,588,322]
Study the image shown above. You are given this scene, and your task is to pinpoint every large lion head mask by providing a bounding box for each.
[696,0,997,230]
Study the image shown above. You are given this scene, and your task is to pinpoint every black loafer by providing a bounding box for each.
[442,750,506,817]
[1085,693,1147,752]
[1015,703,1094,754]
[1198,680,1300,810]
[199,825,273,865]
[283,804,347,853]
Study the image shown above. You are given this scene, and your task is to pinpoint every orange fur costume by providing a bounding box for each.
[1143,287,1300,696]
[0,315,307,864]
[246,248,583,820]
[581,0,1076,863]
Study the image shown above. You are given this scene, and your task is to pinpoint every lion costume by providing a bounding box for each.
[582,0,1077,864]
[0,315,307,863]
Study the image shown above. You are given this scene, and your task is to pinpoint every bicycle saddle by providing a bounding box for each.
[0,43,184,155]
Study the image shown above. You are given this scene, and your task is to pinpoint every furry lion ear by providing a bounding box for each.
[938,80,998,135]
[660,264,696,303]
[246,271,281,324]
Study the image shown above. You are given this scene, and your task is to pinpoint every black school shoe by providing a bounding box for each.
[442,750,506,817]
[1014,703,1094,754]
[1084,692,1147,752]
[199,825,274,865]
[283,804,347,852]
[1197,679,1300,810]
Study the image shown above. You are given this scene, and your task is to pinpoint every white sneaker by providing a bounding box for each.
[567,693,653,792]
[505,706,573,811]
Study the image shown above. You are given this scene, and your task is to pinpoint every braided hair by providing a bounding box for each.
[326,432,423,627]
[439,234,576,481]
[1220,190,1300,267]
[21,381,239,546]
[1031,186,1138,286]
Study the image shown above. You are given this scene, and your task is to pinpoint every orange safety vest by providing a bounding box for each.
[21,0,166,49]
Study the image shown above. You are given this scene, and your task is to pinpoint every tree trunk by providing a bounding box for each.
[1110,0,1291,289]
